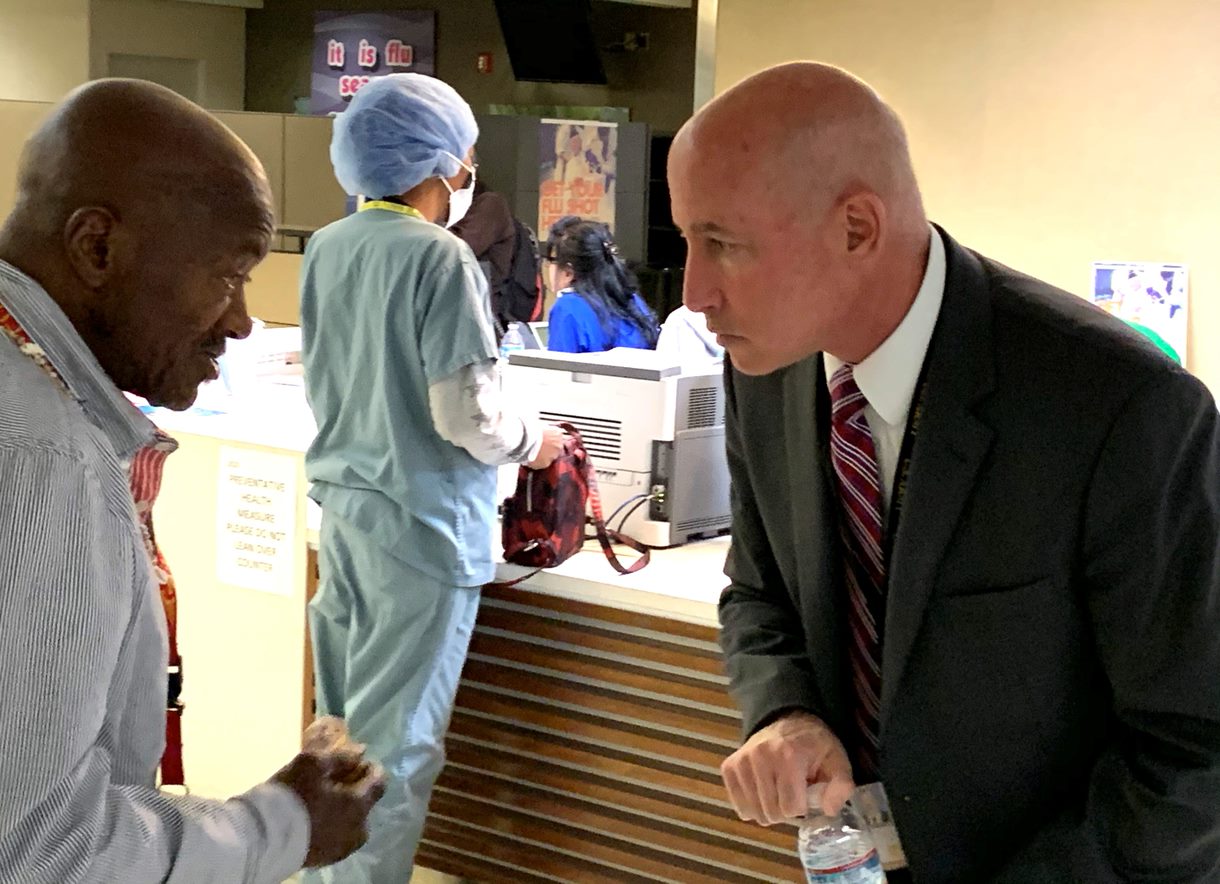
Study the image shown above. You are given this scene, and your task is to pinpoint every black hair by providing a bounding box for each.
[545,216,659,347]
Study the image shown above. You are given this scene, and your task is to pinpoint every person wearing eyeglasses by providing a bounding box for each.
[543,216,659,354]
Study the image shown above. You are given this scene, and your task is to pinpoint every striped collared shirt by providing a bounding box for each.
[0,261,308,883]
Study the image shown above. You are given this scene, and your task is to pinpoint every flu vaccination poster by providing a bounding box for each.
[538,120,618,236]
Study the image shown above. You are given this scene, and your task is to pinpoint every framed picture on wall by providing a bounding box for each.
[1091,261,1188,365]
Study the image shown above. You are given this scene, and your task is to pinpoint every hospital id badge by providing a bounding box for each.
[852,782,909,871]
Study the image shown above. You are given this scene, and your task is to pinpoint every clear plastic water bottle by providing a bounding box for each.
[798,784,886,883]
[499,321,525,362]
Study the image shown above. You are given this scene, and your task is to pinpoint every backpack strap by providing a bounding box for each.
[486,565,541,590]
[485,423,649,590]
[570,424,650,575]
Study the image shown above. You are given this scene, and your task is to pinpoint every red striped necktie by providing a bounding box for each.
[828,363,886,779]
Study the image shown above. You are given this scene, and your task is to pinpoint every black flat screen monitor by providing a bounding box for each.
[494,0,608,85]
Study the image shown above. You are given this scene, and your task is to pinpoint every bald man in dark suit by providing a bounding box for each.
[669,61,1220,883]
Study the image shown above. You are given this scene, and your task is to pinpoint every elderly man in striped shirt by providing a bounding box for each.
[0,80,383,882]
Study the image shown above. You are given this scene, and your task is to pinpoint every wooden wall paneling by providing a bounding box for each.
[418,582,803,882]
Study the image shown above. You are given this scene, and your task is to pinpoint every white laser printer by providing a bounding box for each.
[502,347,731,547]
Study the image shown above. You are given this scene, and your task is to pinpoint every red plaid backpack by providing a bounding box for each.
[499,422,649,579]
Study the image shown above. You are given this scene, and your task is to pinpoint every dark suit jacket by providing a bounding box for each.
[720,228,1220,882]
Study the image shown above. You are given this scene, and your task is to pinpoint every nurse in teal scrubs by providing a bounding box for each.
[299,74,563,884]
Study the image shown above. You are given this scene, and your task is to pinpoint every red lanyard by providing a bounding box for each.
[0,300,186,787]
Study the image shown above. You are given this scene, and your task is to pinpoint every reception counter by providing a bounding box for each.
[150,383,801,883]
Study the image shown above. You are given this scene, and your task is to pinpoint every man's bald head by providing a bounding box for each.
[0,80,276,409]
[10,78,272,242]
[675,62,924,226]
[668,62,933,373]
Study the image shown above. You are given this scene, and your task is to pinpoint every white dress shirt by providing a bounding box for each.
[824,228,947,508]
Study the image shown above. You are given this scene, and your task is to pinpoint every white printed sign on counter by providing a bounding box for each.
[217,447,297,595]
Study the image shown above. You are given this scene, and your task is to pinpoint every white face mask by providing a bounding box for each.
[441,154,476,228]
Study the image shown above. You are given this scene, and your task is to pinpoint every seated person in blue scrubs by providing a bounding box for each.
[544,216,659,353]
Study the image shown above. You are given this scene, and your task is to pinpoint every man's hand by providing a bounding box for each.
[272,716,387,868]
[527,425,567,470]
[720,711,855,826]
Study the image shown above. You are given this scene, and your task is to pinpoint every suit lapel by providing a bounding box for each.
[880,231,997,725]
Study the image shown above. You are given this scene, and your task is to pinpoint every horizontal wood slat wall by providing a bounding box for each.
[419,582,802,883]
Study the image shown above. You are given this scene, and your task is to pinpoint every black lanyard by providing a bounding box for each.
[881,369,930,572]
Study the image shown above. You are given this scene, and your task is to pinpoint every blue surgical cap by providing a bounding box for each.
[330,74,478,198]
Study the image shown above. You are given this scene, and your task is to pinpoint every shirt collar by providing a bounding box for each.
[824,227,947,427]
[0,260,155,458]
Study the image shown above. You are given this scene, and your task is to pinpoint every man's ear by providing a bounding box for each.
[840,191,885,256]
[63,207,119,288]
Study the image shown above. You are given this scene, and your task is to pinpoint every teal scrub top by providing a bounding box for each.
[300,207,500,587]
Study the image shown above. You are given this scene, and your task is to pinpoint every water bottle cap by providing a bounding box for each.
[806,783,826,814]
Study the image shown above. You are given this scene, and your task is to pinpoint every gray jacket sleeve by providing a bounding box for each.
[717,366,824,739]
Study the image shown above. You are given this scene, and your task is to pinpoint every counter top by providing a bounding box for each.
[145,379,316,453]
[300,474,728,626]
[155,379,730,627]
[494,536,729,627]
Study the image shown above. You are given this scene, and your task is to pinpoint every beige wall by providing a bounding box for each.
[90,0,247,110]
[713,0,1220,393]
[245,0,697,135]
[0,0,90,102]
[246,252,305,326]
[0,102,55,213]
[0,100,316,329]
